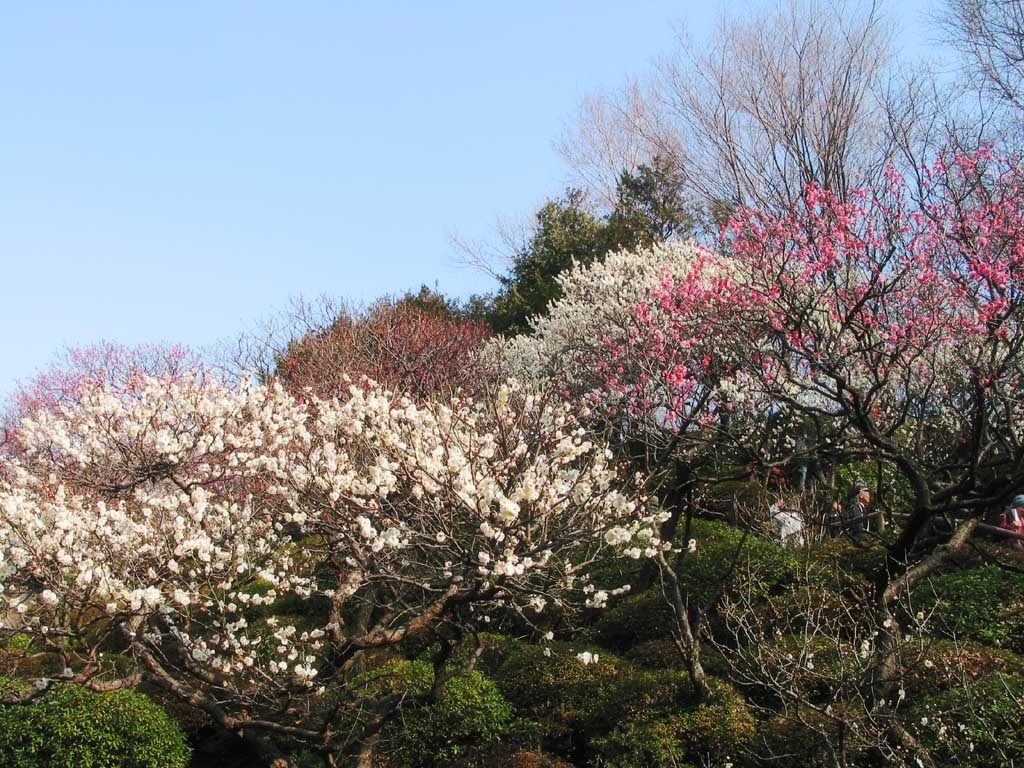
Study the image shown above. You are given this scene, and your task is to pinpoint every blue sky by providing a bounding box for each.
[0,1,937,398]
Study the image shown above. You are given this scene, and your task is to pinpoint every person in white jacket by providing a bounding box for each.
[769,496,805,547]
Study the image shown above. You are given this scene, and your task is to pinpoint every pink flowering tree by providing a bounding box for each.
[640,150,1024,752]
[494,242,778,699]
[5,341,201,422]
[0,372,660,766]
[727,150,1024,542]
[275,297,492,402]
[495,242,776,535]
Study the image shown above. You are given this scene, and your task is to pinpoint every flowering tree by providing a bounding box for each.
[276,296,492,401]
[638,149,1024,754]
[0,373,660,766]
[494,240,777,699]
[4,342,201,424]
[495,241,704,385]
[726,150,1024,544]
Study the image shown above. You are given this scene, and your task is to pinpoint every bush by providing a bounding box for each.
[899,640,1024,699]
[814,538,887,585]
[593,591,676,651]
[593,520,799,652]
[580,666,693,733]
[912,674,1024,767]
[676,519,798,607]
[590,679,754,768]
[623,639,731,679]
[752,712,835,768]
[911,564,1024,652]
[356,659,518,768]
[622,639,682,669]
[447,748,574,768]
[0,684,190,768]
[489,640,625,746]
[489,638,753,765]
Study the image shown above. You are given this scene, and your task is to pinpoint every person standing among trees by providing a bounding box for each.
[842,483,871,535]
[768,493,805,547]
[998,495,1024,552]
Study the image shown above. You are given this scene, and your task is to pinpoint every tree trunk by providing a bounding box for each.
[636,457,694,591]
[355,733,380,768]
[241,731,298,768]
[657,551,711,701]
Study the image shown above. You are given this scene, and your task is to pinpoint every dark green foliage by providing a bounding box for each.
[913,674,1024,767]
[594,520,798,651]
[912,564,1024,652]
[753,712,835,768]
[590,680,754,768]
[593,591,676,651]
[604,155,693,253]
[486,160,695,337]
[487,189,606,336]
[677,519,799,606]
[447,748,575,768]
[585,679,753,768]
[621,639,732,681]
[489,641,624,742]
[397,284,481,322]
[622,639,684,670]
[357,659,518,768]
[488,638,752,765]
[814,538,888,586]
[900,640,1024,699]
[0,685,190,768]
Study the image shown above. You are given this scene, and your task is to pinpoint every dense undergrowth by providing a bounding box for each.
[3,512,1021,768]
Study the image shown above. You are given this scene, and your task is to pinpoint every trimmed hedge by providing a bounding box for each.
[0,685,190,768]
[354,659,519,768]
[489,638,753,765]
[911,564,1024,653]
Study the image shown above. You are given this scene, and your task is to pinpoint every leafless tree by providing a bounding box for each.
[712,536,1021,768]
[940,0,1024,113]
[561,0,911,218]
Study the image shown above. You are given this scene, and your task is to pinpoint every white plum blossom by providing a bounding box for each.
[493,241,705,385]
[0,371,658,736]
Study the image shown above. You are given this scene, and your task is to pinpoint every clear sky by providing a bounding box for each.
[0,1,938,398]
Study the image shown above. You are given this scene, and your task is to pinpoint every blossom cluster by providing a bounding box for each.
[0,371,658,707]
[493,240,705,388]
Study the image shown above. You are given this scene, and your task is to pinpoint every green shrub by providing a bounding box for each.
[579,666,693,734]
[899,640,1024,699]
[0,685,190,768]
[814,538,887,585]
[911,564,1024,652]
[676,519,799,607]
[590,679,754,768]
[489,638,752,765]
[356,659,518,768]
[593,520,798,652]
[912,674,1024,767]
[623,639,731,679]
[446,748,574,768]
[622,639,682,669]
[752,711,835,768]
[593,591,676,651]
[489,640,624,744]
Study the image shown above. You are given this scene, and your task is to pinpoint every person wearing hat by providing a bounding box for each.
[999,495,1024,551]
[842,483,871,535]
